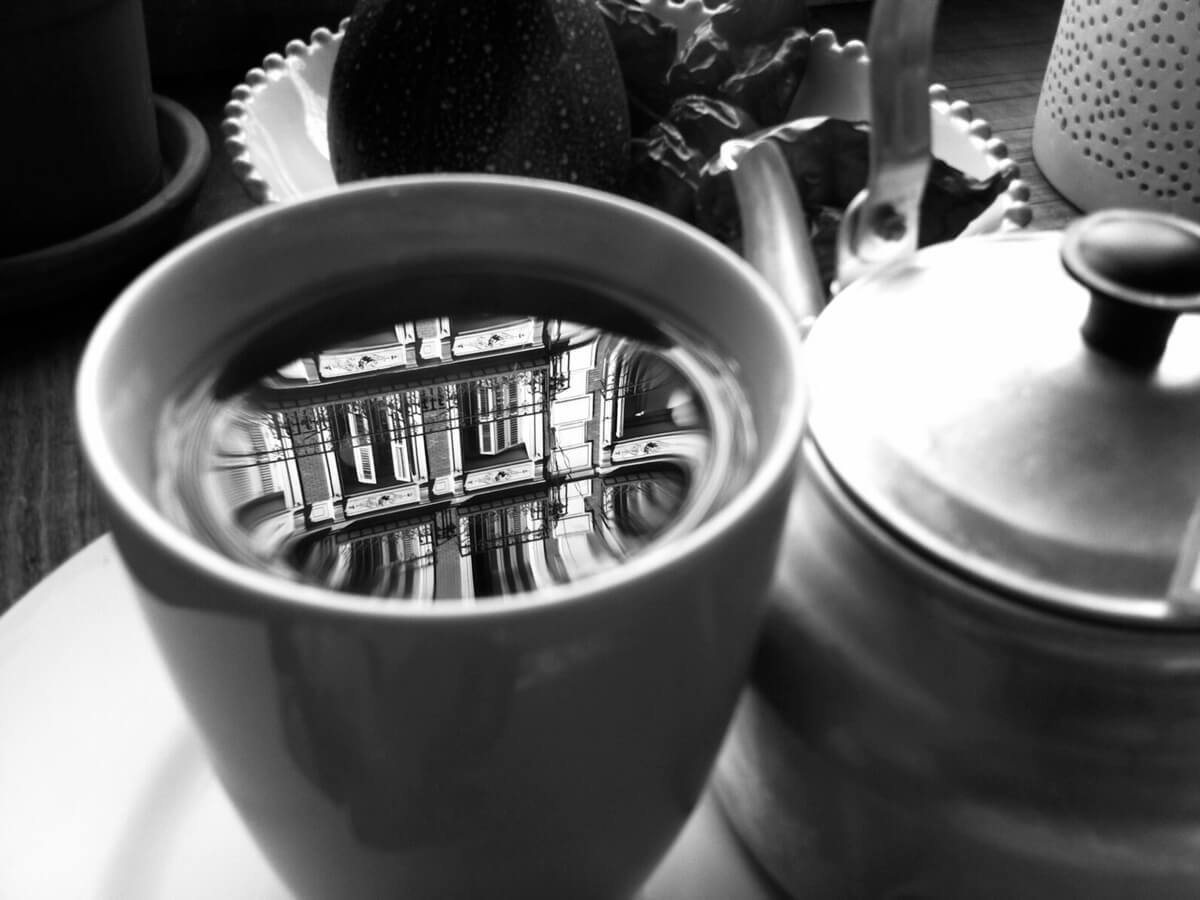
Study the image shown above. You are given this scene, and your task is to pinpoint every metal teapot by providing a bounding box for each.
[715,0,1200,894]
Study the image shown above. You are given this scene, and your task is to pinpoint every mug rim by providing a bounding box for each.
[76,173,806,621]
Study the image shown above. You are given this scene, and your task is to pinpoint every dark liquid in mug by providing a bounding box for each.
[154,273,754,603]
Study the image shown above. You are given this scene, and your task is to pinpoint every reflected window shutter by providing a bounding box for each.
[348,404,377,484]
[356,442,376,484]
[388,401,410,481]
[499,379,520,451]
[250,425,276,493]
[224,466,255,507]
[476,383,497,455]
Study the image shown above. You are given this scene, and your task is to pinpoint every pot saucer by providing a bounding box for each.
[0,536,782,899]
[0,95,210,312]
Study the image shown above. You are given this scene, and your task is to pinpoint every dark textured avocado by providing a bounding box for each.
[328,0,630,192]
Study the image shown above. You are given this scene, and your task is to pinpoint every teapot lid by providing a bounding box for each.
[805,210,1200,627]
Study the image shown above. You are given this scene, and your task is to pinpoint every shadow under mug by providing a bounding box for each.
[76,176,806,899]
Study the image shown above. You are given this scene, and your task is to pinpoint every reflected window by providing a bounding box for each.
[625,357,653,422]
[614,350,693,440]
[385,400,412,482]
[333,521,436,597]
[475,379,522,456]
[468,505,531,553]
[603,474,686,539]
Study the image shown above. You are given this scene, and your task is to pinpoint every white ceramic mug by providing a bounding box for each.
[76,175,806,899]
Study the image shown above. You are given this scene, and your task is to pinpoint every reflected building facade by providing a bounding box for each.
[210,314,711,601]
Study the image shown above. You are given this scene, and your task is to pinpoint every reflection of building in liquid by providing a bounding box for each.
[218,314,706,600]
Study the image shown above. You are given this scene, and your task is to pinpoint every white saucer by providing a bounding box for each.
[0,536,781,899]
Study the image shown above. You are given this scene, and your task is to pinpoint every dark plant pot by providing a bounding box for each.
[0,0,161,256]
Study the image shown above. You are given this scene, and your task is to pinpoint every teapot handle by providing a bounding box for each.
[835,0,941,290]
[718,0,942,310]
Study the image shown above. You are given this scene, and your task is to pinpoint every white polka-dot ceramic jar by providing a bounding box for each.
[1033,0,1200,221]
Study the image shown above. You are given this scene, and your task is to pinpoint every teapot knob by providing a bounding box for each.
[1061,209,1200,369]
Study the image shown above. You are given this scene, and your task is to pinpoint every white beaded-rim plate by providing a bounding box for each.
[221,0,1032,233]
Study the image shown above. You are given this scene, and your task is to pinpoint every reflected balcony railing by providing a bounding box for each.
[457,496,568,556]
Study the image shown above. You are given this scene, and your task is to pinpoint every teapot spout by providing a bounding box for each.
[719,137,826,333]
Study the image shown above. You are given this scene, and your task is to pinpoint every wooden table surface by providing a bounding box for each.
[0,0,1078,613]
